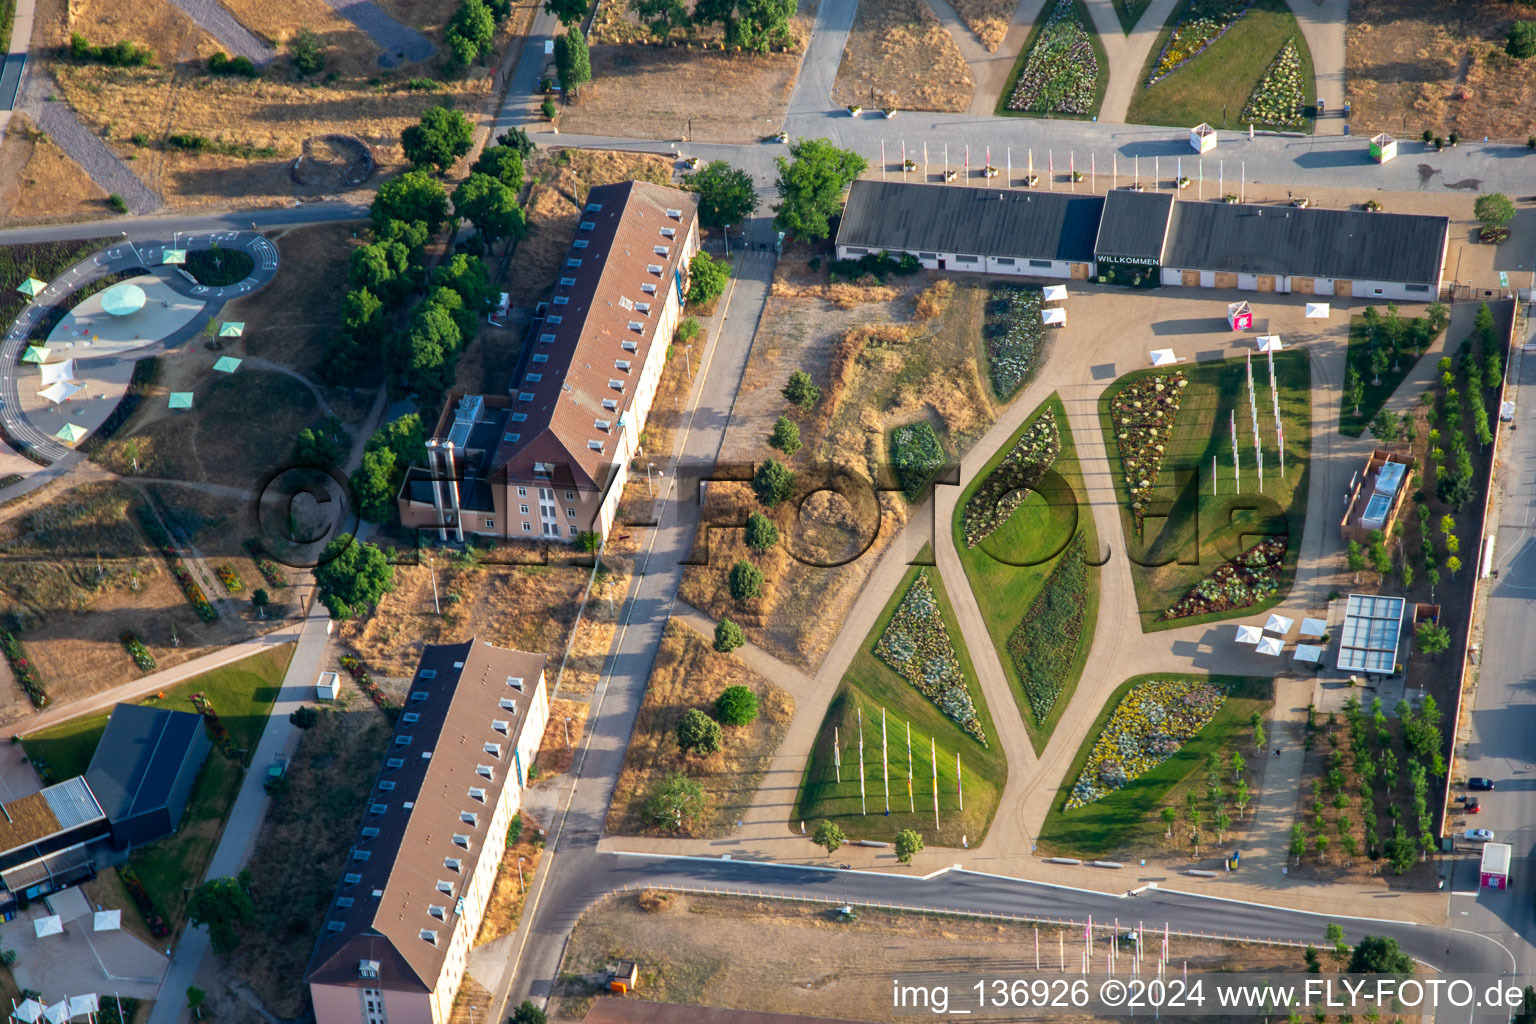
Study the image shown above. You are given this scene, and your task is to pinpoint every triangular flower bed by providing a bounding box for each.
[874,569,986,744]
[1066,678,1226,809]
[960,409,1061,548]
[1161,537,1287,621]
[1108,372,1188,522]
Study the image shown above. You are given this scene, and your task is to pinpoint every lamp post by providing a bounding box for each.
[517,856,526,894]
[723,224,730,258]
[648,462,656,498]
[564,716,572,749]
[685,343,693,378]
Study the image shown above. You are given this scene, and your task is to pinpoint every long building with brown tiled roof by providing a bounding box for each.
[304,639,550,1024]
[399,180,701,543]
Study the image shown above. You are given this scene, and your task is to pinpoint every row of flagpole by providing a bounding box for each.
[836,705,962,832]
[1216,350,1285,497]
[879,142,1246,201]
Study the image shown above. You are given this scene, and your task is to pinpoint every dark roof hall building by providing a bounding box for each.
[86,702,211,850]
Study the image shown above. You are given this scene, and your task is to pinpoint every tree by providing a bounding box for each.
[1215,810,1231,844]
[1252,710,1266,753]
[744,511,779,552]
[728,559,764,601]
[1344,365,1364,415]
[782,369,820,410]
[349,241,414,302]
[1445,554,1463,579]
[1509,21,1536,59]
[293,416,349,467]
[402,106,475,174]
[1369,410,1398,441]
[472,144,525,189]
[646,772,705,830]
[289,705,319,729]
[1230,750,1246,781]
[186,988,206,1019]
[1325,922,1346,958]
[314,535,396,618]
[1475,192,1517,230]
[677,707,724,755]
[1347,540,1365,573]
[343,288,386,342]
[544,0,588,25]
[187,874,255,954]
[1234,778,1250,817]
[287,27,325,75]
[446,0,496,65]
[812,819,845,855]
[631,0,690,38]
[715,684,759,725]
[1369,345,1389,386]
[774,138,867,241]
[1161,805,1177,837]
[686,250,729,307]
[554,26,592,95]
[713,616,746,653]
[768,415,802,455]
[352,448,399,524]
[753,458,794,507]
[251,588,270,619]
[511,1001,549,1024]
[453,173,525,244]
[689,161,759,228]
[1415,620,1450,654]
[372,171,450,233]
[894,828,924,864]
[1314,834,1329,859]
[695,0,797,52]
[1289,822,1306,860]
[1347,935,1414,974]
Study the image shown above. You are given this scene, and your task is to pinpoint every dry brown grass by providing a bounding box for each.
[219,0,382,77]
[606,619,793,837]
[831,0,974,112]
[949,0,1016,51]
[473,810,545,945]
[614,331,695,528]
[551,891,1315,1023]
[57,0,219,66]
[1347,0,1536,140]
[0,114,110,225]
[912,277,954,320]
[508,149,676,307]
[533,698,588,774]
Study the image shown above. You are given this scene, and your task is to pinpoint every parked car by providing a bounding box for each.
[267,753,289,779]
[1468,777,1495,791]
[1462,828,1495,843]
[1465,799,1480,813]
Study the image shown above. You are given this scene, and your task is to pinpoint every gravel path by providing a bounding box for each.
[163,0,277,64]
[30,95,162,214]
[316,0,435,65]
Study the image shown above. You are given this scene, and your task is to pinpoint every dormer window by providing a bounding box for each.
[580,220,595,230]
[666,208,682,219]
[484,742,502,757]
[461,811,479,826]
[445,857,462,871]
[452,834,472,849]
[609,379,625,391]
[588,440,603,452]
[560,277,576,287]
[616,359,632,372]
[654,246,670,256]
[635,302,650,314]
[360,827,379,838]
[511,412,527,422]
[419,669,436,679]
[566,258,582,267]
[647,264,663,274]
[345,872,362,885]
[352,849,371,861]
[519,392,535,402]
[359,960,380,979]
[493,719,510,734]
[420,929,438,945]
[539,333,555,344]
[379,781,395,791]
[410,689,428,701]
[532,353,548,363]
[370,803,386,815]
[642,283,657,294]
[546,315,562,324]
[386,757,404,768]
[394,735,411,746]
[627,321,644,332]
[507,676,524,689]
[429,905,447,920]
[476,764,494,778]
[499,697,518,712]
[469,786,487,801]
[595,419,611,431]
[553,295,569,305]
[328,921,345,932]
[573,240,588,249]
[661,228,675,238]
[586,202,602,212]
[436,880,453,894]
[602,398,618,411]
[402,712,419,723]
[622,340,638,352]
[504,432,520,443]
[525,373,542,383]
[337,896,354,908]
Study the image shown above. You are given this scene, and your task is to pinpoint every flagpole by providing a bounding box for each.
[931,737,939,830]
[834,725,841,783]
[956,751,963,810]
[882,707,889,813]
[881,139,886,180]
[906,721,914,812]
[857,706,866,815]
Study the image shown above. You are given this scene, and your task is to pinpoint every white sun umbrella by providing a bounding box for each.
[1256,635,1284,656]
[1041,307,1066,327]
[1235,624,1264,644]
[1150,348,1178,366]
[1293,644,1324,663]
[41,1002,66,1024]
[93,909,121,931]
[1041,284,1068,302]
[33,914,62,938]
[1299,617,1327,638]
[67,995,98,1019]
[38,359,76,386]
[38,380,84,405]
[1265,613,1295,635]
[14,999,44,1023]
[1256,335,1283,352]
[1305,302,1330,319]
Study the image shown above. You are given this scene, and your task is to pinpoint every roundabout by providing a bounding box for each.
[0,231,279,463]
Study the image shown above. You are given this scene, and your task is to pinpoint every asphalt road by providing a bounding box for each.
[1453,308,1536,973]
[0,201,368,247]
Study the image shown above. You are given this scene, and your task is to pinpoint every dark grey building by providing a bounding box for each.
[85,703,210,850]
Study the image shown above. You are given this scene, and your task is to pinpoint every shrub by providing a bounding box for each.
[889,421,944,501]
[1474,192,1516,230]
[69,34,153,66]
[782,370,820,410]
[0,627,46,708]
[121,632,156,672]
[288,27,325,75]
[677,707,723,755]
[107,193,128,214]
[675,318,700,343]
[812,819,845,854]
[894,828,924,864]
[769,415,802,455]
[752,458,794,507]
[289,705,320,728]
[208,52,258,77]
[1508,20,1536,59]
[713,617,746,653]
[744,512,780,553]
[645,773,706,830]
[728,560,763,601]
[687,250,729,307]
[542,97,558,120]
[715,684,759,725]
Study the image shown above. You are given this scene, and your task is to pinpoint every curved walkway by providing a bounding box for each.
[0,231,279,462]
[1086,0,1182,123]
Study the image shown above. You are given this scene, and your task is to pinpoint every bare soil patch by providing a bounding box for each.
[950,0,1017,51]
[0,114,110,225]
[293,134,375,189]
[473,811,544,945]
[1347,0,1536,140]
[534,697,588,775]
[606,620,793,837]
[831,0,974,112]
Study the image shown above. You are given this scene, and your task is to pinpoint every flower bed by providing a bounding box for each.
[341,654,399,721]
[244,539,288,587]
[118,865,170,938]
[984,285,1044,399]
[1146,0,1253,86]
[121,631,156,672]
[890,421,946,501]
[0,626,47,707]
[873,571,986,743]
[1107,372,1188,521]
[190,691,237,757]
[1240,39,1304,128]
[961,410,1062,547]
[1065,678,1226,808]
[1161,538,1286,620]
[216,564,244,593]
[137,505,218,620]
[1005,0,1100,115]
[1007,534,1088,722]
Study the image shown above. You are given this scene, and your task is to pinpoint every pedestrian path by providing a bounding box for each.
[163,0,277,64]
[1085,0,1182,123]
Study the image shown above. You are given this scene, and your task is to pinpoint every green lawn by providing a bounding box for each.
[1339,313,1438,437]
[793,551,1006,848]
[995,0,1111,120]
[22,645,294,931]
[1097,351,1312,631]
[952,395,1100,754]
[1125,0,1315,132]
[1036,673,1271,857]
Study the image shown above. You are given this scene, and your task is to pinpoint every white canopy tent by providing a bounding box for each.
[1306,302,1330,319]
[1041,284,1068,302]
[1041,307,1066,327]
[1299,617,1328,637]
[33,915,62,938]
[93,909,121,932]
[1256,335,1283,352]
[13,1000,44,1023]
[1150,348,1179,366]
[38,360,76,386]
[1256,635,1284,656]
[67,995,99,1019]
[1294,644,1325,663]
[1265,613,1295,635]
[40,1004,66,1024]
[1235,624,1264,644]
[38,380,84,405]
